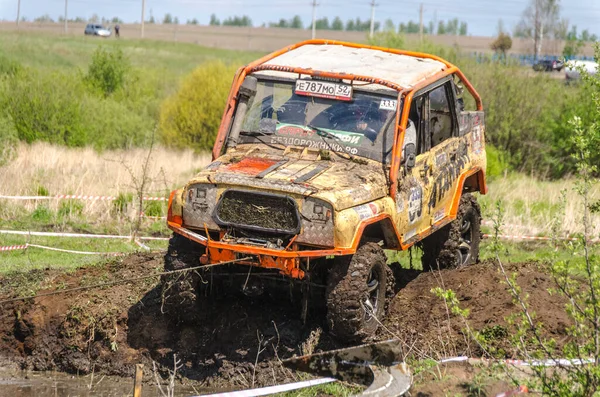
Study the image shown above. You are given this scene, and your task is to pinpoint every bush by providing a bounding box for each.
[159,61,237,151]
[6,69,88,146]
[85,47,130,96]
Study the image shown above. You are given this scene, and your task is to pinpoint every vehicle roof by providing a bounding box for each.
[252,43,448,91]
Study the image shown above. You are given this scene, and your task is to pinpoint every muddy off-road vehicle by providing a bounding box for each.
[164,40,487,342]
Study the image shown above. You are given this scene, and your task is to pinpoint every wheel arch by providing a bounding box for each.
[353,215,402,250]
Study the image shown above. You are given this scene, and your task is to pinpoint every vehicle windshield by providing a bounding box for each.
[238,79,399,163]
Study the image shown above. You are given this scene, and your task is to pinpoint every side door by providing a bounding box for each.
[396,78,468,243]
[395,93,432,243]
[422,79,470,227]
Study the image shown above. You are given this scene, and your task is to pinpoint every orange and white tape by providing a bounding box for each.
[0,194,167,202]
[0,244,28,252]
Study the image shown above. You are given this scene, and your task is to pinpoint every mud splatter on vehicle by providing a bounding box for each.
[164,40,488,343]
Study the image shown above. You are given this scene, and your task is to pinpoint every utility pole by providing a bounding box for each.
[369,0,377,39]
[64,0,68,34]
[16,0,21,28]
[311,0,318,39]
[141,0,146,38]
[419,3,423,41]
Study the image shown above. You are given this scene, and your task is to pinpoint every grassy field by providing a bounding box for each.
[0,30,262,77]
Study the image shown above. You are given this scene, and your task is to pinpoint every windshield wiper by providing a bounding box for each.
[239,131,285,151]
[307,124,356,161]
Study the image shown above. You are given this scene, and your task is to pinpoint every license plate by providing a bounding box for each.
[295,80,352,101]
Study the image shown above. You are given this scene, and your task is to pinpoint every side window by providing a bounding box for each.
[428,83,455,147]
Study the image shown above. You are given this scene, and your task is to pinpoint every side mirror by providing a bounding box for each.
[403,143,416,170]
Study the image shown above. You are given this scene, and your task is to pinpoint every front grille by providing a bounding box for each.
[214,190,300,234]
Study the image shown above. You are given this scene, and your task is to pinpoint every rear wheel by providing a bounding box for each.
[326,243,394,343]
[420,194,481,271]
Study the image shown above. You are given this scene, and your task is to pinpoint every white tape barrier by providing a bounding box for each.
[196,377,336,397]
[0,194,167,202]
[439,355,595,367]
[483,233,600,244]
[0,243,126,256]
[0,230,169,241]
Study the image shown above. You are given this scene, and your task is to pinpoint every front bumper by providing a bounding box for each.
[168,222,355,279]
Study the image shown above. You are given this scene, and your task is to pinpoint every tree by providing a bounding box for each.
[222,15,252,27]
[174,17,180,25]
[290,15,303,29]
[514,0,560,60]
[332,16,343,31]
[187,18,199,25]
[209,14,220,26]
[383,19,395,32]
[345,19,356,31]
[491,32,513,58]
[459,21,468,36]
[88,14,99,23]
[437,21,446,35]
[163,13,173,24]
[111,17,123,24]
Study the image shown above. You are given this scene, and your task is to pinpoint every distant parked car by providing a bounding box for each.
[84,24,111,37]
[565,60,598,82]
[533,59,564,72]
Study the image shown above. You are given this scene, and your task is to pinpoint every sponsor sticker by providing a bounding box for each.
[354,203,379,220]
[379,99,397,111]
[433,209,445,223]
[408,186,423,224]
[404,228,417,241]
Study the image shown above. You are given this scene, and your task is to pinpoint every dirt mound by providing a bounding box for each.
[0,255,572,388]
[383,260,571,359]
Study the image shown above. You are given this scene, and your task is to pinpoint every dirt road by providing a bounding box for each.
[0,253,570,390]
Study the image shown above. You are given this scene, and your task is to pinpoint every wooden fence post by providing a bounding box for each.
[133,363,144,397]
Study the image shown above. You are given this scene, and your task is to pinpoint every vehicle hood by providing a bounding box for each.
[97,29,111,36]
[188,149,389,211]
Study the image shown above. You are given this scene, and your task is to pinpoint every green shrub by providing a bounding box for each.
[112,192,133,216]
[6,69,87,146]
[159,61,237,151]
[85,47,130,96]
[0,53,21,76]
[0,115,18,166]
[58,200,84,218]
[485,144,509,178]
[36,185,50,196]
[31,205,53,223]
[144,200,164,217]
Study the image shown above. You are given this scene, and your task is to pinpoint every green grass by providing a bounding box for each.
[1,31,262,77]
[0,233,167,274]
[387,239,600,270]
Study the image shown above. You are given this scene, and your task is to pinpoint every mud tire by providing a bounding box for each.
[420,193,481,271]
[161,233,205,320]
[326,243,394,343]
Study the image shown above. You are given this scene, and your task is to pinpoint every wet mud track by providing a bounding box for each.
[0,254,572,389]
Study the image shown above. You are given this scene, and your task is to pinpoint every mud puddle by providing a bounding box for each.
[0,253,573,391]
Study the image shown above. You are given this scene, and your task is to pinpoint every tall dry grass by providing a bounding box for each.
[0,142,211,196]
[480,175,600,238]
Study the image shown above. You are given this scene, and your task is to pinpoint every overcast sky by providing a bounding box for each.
[1,0,599,37]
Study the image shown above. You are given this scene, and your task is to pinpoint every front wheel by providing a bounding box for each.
[326,243,394,343]
[161,233,205,319]
[420,194,481,271]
